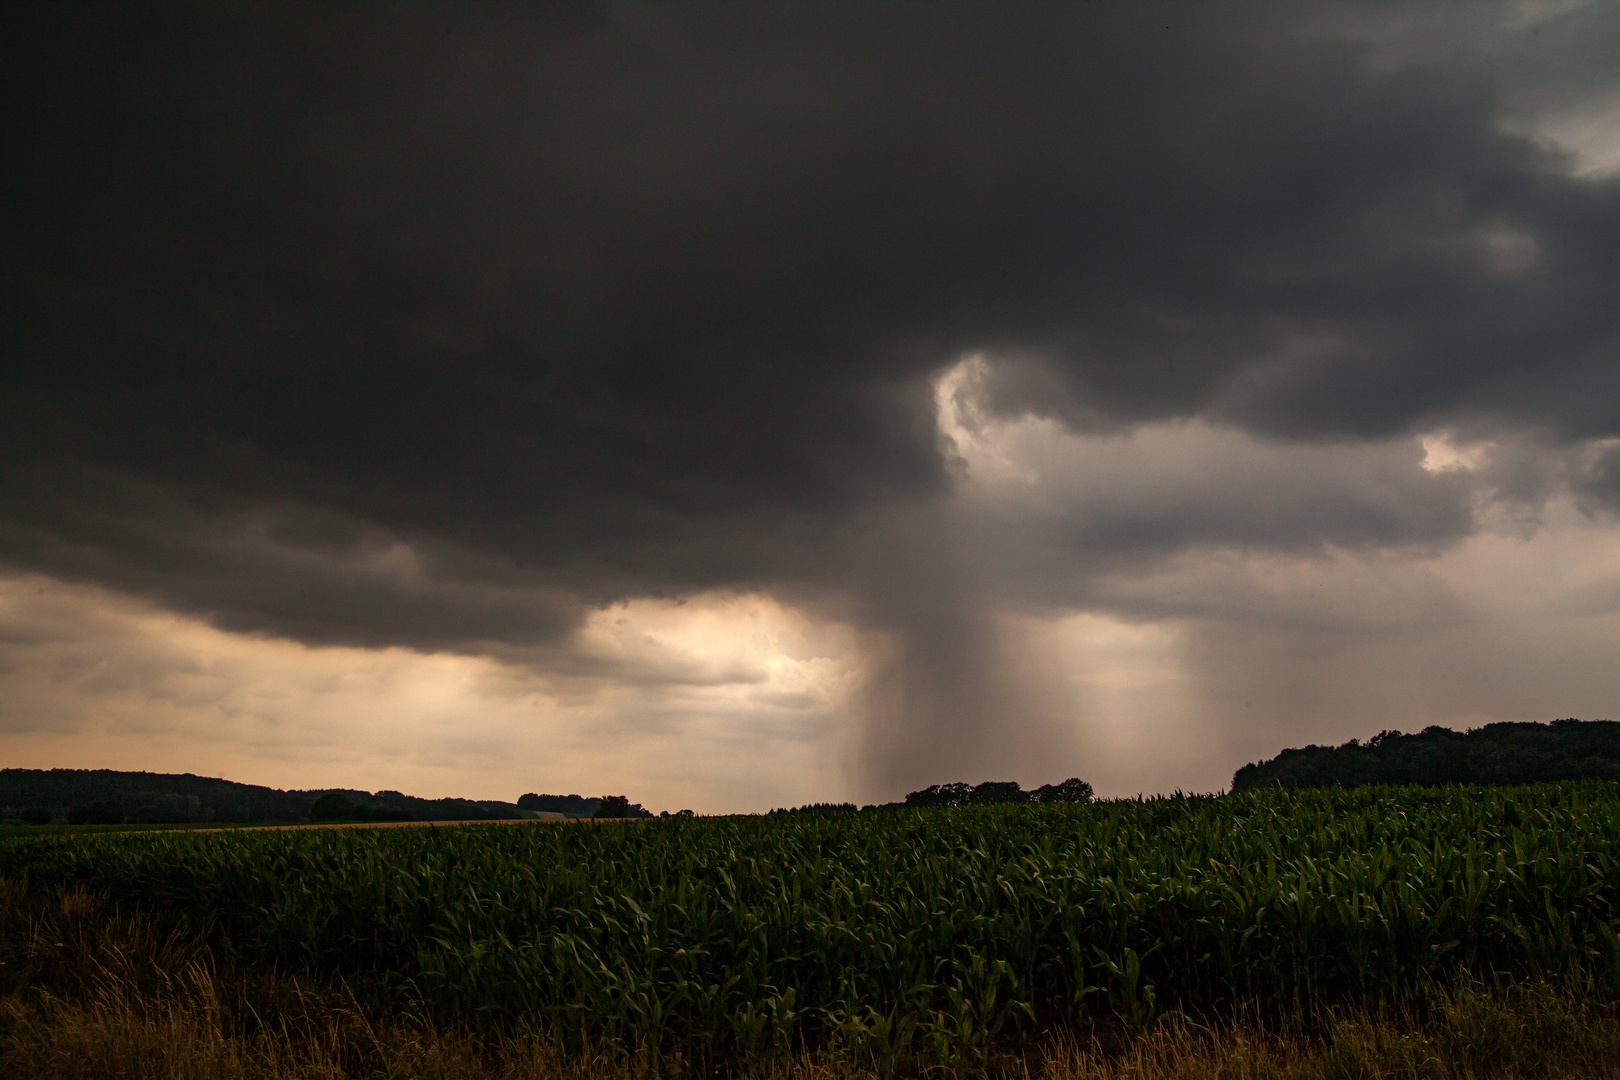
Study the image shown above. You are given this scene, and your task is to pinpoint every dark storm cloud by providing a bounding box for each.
[4,1,1619,649]
[949,424,1479,607]
[0,470,584,650]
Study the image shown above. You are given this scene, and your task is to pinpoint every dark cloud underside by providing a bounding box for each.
[4,2,1619,649]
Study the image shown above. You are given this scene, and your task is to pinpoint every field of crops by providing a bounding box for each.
[4,783,1620,1069]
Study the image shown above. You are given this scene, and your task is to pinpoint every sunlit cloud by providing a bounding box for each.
[0,577,868,813]
[1420,432,1492,473]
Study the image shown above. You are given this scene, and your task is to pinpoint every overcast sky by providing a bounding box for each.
[4,2,1618,811]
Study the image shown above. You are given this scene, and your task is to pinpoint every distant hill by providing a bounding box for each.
[1231,719,1620,793]
[0,769,531,825]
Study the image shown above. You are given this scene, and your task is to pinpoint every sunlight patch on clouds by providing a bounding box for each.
[933,354,1472,569]
[0,577,866,813]
[934,354,1045,486]
[1527,95,1620,177]
[1420,431,1491,473]
[571,593,853,690]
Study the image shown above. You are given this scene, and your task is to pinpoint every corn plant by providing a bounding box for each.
[4,782,1619,1067]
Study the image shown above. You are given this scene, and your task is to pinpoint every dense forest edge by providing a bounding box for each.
[1232,718,1620,793]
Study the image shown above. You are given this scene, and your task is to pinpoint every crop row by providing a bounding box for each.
[4,783,1620,1065]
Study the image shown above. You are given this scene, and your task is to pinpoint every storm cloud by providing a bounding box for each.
[4,2,1618,800]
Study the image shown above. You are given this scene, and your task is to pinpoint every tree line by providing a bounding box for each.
[1,769,529,826]
[771,779,1096,815]
[901,777,1095,807]
[1231,719,1620,792]
[518,793,685,819]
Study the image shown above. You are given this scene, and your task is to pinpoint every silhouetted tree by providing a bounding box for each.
[905,782,973,807]
[969,781,1027,805]
[769,803,858,815]
[1032,778,1094,803]
[592,795,652,819]
[902,778,1094,808]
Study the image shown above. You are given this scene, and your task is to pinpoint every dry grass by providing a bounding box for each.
[4,878,1618,1080]
[1040,990,1620,1080]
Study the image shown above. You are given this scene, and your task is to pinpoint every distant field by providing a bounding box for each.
[4,783,1620,1072]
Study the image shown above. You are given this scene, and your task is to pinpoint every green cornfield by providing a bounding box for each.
[5,783,1620,1068]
